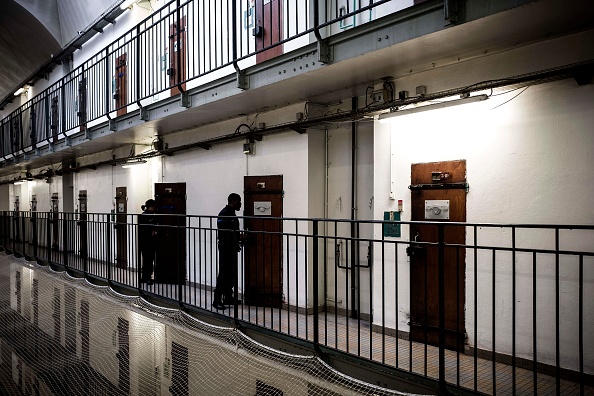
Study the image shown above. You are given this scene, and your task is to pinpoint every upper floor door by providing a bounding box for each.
[169,17,187,96]
[255,0,283,63]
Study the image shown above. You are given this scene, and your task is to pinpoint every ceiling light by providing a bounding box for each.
[378,94,489,122]
[121,159,147,168]
[14,87,25,96]
[13,180,25,185]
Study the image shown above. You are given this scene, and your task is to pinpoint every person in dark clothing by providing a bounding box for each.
[139,199,158,285]
[212,193,243,310]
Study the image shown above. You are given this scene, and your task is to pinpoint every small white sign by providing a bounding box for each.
[425,200,450,220]
[254,201,272,216]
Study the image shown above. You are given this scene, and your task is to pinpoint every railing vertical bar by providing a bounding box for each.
[511,226,517,396]
[394,238,399,368]
[474,225,478,392]
[21,214,26,256]
[295,220,299,337]
[176,0,182,91]
[313,220,319,353]
[492,248,496,396]
[533,251,537,395]
[382,233,386,365]
[423,230,428,377]
[579,254,584,396]
[334,221,338,349]
[555,227,560,396]
[286,230,291,335]
[345,237,349,354]
[438,223,446,393]
[323,221,328,346]
[456,244,460,387]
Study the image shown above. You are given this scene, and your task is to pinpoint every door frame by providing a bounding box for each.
[409,160,467,351]
[243,175,283,307]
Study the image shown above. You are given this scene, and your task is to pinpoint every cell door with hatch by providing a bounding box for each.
[115,53,128,117]
[243,175,283,307]
[169,17,187,96]
[409,160,466,351]
[255,0,283,63]
[155,183,186,284]
[115,187,128,268]
[77,190,87,258]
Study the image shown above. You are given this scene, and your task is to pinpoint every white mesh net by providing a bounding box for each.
[0,254,420,396]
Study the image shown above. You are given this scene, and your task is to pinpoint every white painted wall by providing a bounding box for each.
[373,78,594,372]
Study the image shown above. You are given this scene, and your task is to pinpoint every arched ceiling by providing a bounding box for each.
[0,0,122,106]
[0,0,61,102]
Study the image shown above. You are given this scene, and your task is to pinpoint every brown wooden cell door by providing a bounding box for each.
[169,16,187,96]
[409,160,466,351]
[255,0,283,63]
[115,187,128,268]
[115,53,128,117]
[77,190,88,258]
[78,78,87,132]
[154,183,186,284]
[243,175,283,307]
[50,96,59,143]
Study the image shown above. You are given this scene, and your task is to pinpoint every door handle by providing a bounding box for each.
[407,232,425,257]
[406,244,425,257]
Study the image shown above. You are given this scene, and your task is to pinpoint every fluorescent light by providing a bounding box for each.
[13,180,25,185]
[14,87,24,96]
[378,94,489,122]
[120,0,137,9]
[121,160,147,168]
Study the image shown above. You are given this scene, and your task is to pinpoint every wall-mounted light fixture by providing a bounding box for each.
[13,180,25,185]
[121,159,147,168]
[14,86,28,96]
[120,0,139,9]
[243,137,255,155]
[378,94,489,122]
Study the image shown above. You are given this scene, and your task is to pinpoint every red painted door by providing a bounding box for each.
[115,53,128,117]
[255,0,283,63]
[169,17,187,96]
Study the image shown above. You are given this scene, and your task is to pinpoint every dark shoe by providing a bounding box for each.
[212,302,226,310]
[223,297,242,305]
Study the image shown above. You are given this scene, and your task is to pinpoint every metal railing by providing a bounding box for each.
[0,0,412,161]
[0,210,592,395]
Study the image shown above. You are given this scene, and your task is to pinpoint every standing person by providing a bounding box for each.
[212,193,243,310]
[139,199,158,285]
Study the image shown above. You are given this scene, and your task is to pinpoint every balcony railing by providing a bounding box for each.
[0,0,411,161]
[0,210,592,395]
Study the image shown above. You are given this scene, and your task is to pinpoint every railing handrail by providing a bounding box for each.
[2,210,594,231]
